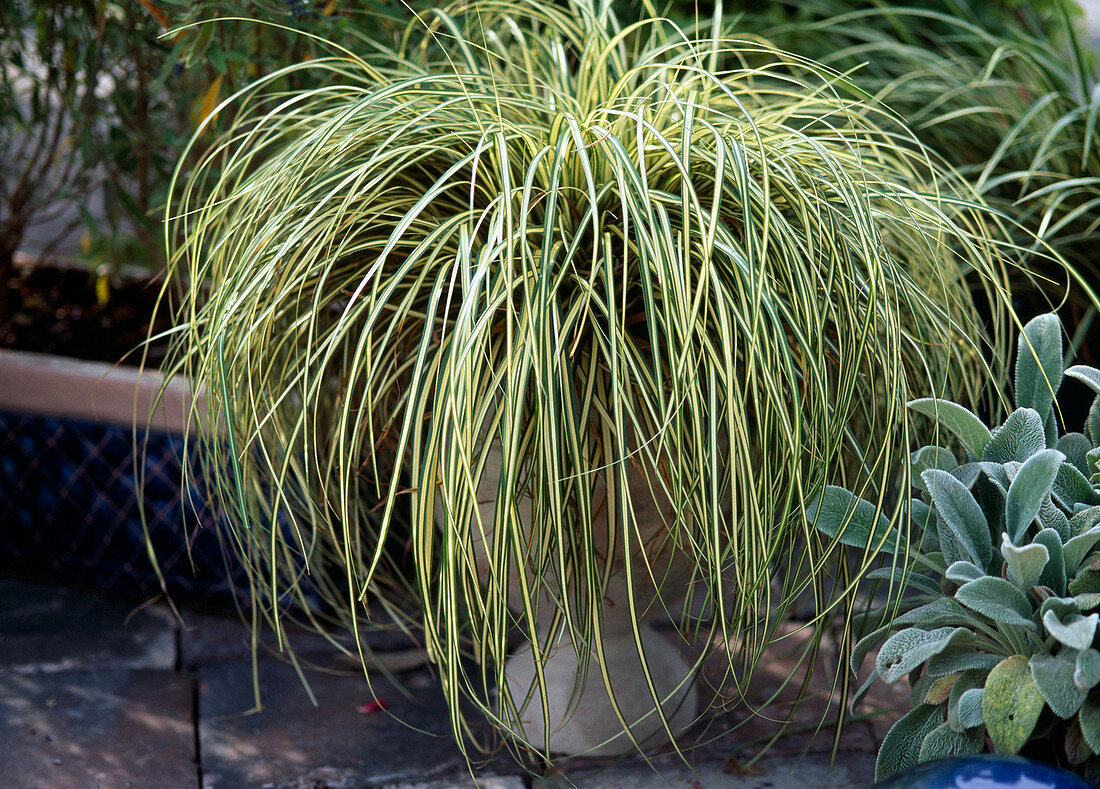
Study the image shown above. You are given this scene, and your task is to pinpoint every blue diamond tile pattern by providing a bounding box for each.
[0,409,246,606]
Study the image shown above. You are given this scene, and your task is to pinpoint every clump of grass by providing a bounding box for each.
[156,0,1034,759]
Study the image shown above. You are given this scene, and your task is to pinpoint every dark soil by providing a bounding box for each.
[0,263,174,366]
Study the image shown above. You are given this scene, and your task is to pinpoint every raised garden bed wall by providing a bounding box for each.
[0,348,244,608]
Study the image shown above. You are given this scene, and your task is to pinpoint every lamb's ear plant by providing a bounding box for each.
[154,0,1034,762]
[808,313,1100,781]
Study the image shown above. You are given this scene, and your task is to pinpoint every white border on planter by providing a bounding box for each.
[0,348,198,434]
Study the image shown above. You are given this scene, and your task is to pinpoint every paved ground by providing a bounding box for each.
[0,577,896,789]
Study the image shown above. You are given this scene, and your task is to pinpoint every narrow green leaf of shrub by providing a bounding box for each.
[919,721,985,762]
[945,561,986,585]
[1080,693,1100,753]
[875,704,942,781]
[877,628,973,684]
[983,656,1045,754]
[956,688,985,731]
[1066,365,1100,396]
[1005,449,1065,543]
[955,577,1036,629]
[1000,533,1050,591]
[1054,463,1098,511]
[1065,527,1100,574]
[1079,594,1100,610]
[1076,649,1100,691]
[982,408,1047,465]
[908,399,993,460]
[1043,609,1099,650]
[912,447,960,495]
[1058,433,1095,477]
[806,486,896,552]
[948,669,990,732]
[1032,529,1067,596]
[1030,651,1088,718]
[1015,314,1063,421]
[923,469,992,568]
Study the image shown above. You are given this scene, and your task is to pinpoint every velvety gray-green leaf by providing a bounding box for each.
[1043,609,1099,651]
[1039,497,1072,542]
[1005,449,1065,543]
[955,577,1036,629]
[923,469,992,568]
[948,669,989,732]
[1066,365,1100,396]
[1030,651,1087,719]
[1001,533,1050,591]
[1041,596,1082,620]
[1054,462,1098,511]
[981,462,1011,497]
[1076,648,1100,691]
[894,598,972,629]
[1043,407,1058,451]
[952,463,982,490]
[983,655,1045,754]
[1035,528,1068,596]
[983,408,1047,465]
[1058,433,1095,478]
[956,687,985,731]
[1065,527,1100,574]
[927,649,1002,678]
[1072,507,1100,539]
[875,703,942,781]
[919,721,984,762]
[1080,692,1100,754]
[806,486,897,552]
[1015,313,1062,421]
[912,446,960,495]
[865,566,942,597]
[945,561,986,585]
[1087,398,1100,447]
[1071,568,1100,597]
[908,399,993,460]
[852,670,879,712]
[877,627,973,684]
[851,623,895,675]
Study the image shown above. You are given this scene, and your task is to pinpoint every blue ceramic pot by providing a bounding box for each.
[871,755,1094,789]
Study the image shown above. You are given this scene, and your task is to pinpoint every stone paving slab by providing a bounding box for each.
[0,578,176,674]
[0,577,890,788]
[0,667,197,789]
[536,752,873,789]
[197,657,523,789]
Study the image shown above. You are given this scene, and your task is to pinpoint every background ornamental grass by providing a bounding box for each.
[156,0,1046,757]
